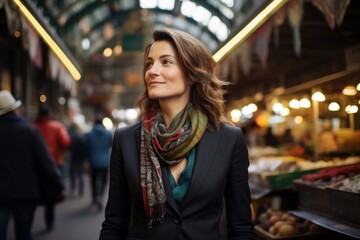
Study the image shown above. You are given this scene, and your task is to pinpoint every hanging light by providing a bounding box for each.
[342,85,357,96]
[230,109,241,122]
[289,99,300,109]
[294,116,303,124]
[357,82,360,91]
[328,102,340,111]
[272,102,284,114]
[280,107,290,116]
[345,105,358,114]
[299,98,311,108]
[311,91,325,102]
[247,103,258,112]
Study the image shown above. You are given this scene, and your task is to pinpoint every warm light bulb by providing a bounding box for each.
[230,109,241,123]
[345,105,358,114]
[247,103,258,112]
[289,99,300,109]
[300,98,311,108]
[311,92,325,102]
[357,82,360,91]
[342,85,357,96]
[294,116,303,124]
[280,107,290,116]
[103,48,113,57]
[328,102,340,111]
[272,102,284,114]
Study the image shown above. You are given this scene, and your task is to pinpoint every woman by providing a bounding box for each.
[100,28,254,240]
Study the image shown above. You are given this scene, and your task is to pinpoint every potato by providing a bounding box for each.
[277,224,296,237]
[269,215,281,226]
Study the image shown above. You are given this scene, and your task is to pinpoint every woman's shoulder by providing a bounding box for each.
[114,122,142,136]
[219,122,242,134]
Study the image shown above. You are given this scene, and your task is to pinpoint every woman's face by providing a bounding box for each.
[145,40,192,104]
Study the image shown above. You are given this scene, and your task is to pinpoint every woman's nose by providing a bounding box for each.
[147,62,160,75]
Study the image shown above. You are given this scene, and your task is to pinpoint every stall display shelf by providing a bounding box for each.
[255,225,327,240]
[289,210,360,239]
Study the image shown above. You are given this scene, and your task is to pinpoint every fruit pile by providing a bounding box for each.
[300,163,360,186]
[257,209,324,237]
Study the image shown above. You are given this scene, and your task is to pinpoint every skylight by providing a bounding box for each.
[158,0,175,10]
[193,6,212,25]
[181,1,197,17]
[140,0,157,9]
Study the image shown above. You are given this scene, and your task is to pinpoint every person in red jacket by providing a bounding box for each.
[35,105,71,231]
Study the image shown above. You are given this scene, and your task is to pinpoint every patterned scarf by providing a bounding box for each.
[140,104,208,228]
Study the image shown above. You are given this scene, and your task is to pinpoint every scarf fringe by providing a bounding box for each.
[147,205,166,228]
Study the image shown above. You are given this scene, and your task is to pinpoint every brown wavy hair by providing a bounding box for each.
[136,28,229,131]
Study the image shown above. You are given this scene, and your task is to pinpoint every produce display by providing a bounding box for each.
[299,163,360,187]
[248,156,360,189]
[330,173,360,193]
[256,209,325,238]
[249,156,360,175]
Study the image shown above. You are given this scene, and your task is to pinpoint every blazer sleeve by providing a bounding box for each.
[225,127,254,240]
[99,129,131,240]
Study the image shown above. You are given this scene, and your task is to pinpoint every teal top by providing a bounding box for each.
[168,147,196,207]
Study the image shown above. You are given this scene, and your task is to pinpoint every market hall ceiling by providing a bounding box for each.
[33,0,264,62]
[3,0,360,105]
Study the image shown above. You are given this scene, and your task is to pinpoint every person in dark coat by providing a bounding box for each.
[84,117,113,210]
[0,90,64,240]
[68,123,87,197]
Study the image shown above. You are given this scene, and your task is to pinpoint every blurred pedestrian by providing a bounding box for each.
[84,117,112,210]
[34,105,71,231]
[263,126,279,147]
[100,28,254,239]
[68,123,87,197]
[0,90,64,240]
[318,120,338,157]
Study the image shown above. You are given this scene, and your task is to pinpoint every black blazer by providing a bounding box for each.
[100,122,254,240]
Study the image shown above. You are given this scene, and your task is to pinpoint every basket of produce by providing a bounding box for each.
[255,209,326,239]
[295,164,360,226]
[327,173,360,226]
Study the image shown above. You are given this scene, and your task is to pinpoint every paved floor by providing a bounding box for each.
[7,174,107,240]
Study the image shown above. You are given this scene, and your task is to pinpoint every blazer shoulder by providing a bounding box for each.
[114,121,141,137]
[220,122,242,134]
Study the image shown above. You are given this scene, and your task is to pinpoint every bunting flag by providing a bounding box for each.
[288,0,304,57]
[48,51,61,81]
[219,57,231,79]
[273,6,287,48]
[254,21,273,68]
[237,39,252,75]
[312,0,351,29]
[4,0,20,35]
[27,22,43,68]
[58,65,74,91]
[230,54,238,82]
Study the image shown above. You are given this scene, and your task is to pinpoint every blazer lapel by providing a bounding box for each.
[161,165,180,215]
[180,130,219,208]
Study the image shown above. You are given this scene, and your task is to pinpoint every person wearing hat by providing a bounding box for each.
[0,90,64,239]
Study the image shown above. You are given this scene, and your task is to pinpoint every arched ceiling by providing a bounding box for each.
[36,0,265,63]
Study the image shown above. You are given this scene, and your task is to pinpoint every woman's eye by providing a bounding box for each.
[163,59,172,65]
[146,62,153,69]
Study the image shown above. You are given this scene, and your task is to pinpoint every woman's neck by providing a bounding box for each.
[159,101,189,128]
